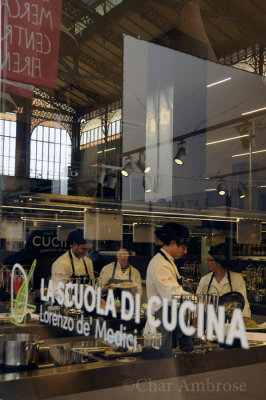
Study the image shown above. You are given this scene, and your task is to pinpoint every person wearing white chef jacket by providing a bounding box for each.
[197,242,254,326]
[100,248,142,299]
[51,229,94,299]
[145,222,193,354]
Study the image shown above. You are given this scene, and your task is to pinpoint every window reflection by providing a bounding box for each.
[30,124,71,185]
[80,117,122,147]
[0,113,16,176]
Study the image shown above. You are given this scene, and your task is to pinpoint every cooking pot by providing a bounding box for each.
[0,333,44,367]
[254,291,266,303]
[49,344,86,365]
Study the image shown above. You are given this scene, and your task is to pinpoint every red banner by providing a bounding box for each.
[1,0,62,89]
[1,79,34,99]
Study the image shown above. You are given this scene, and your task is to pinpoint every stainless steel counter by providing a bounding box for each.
[0,333,266,400]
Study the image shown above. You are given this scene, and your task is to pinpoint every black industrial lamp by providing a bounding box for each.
[136,152,151,174]
[174,142,186,165]
[217,182,226,196]
[145,178,153,193]
[121,158,132,177]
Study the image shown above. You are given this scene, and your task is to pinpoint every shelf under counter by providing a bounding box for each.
[0,337,266,400]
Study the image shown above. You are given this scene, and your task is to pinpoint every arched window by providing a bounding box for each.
[0,113,16,176]
[30,124,71,181]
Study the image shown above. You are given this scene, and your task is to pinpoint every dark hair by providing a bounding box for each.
[67,229,90,246]
[155,222,189,246]
[208,243,227,269]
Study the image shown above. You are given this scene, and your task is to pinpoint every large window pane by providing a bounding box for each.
[37,141,43,160]
[30,159,36,177]
[30,125,71,189]
[61,130,66,143]
[4,137,10,155]
[48,162,54,179]
[10,122,16,137]
[31,140,36,160]
[43,142,48,161]
[54,163,60,179]
[49,143,54,161]
[55,144,60,162]
[9,159,15,175]
[67,150,71,164]
[55,129,61,143]
[49,128,55,143]
[61,146,67,163]
[42,161,48,179]
[0,116,16,176]
[37,126,43,141]
[5,121,11,136]
[43,127,49,142]
[10,138,16,156]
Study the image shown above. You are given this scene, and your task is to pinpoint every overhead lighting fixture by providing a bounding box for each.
[174,142,186,165]
[217,182,226,196]
[205,188,217,192]
[136,152,151,174]
[207,77,232,88]
[206,134,249,145]
[145,185,152,193]
[121,158,132,177]
[241,106,266,116]
[232,149,266,157]
[144,176,153,193]
[238,183,247,199]
[258,185,266,188]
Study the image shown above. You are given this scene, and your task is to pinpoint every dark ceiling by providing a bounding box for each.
[44,0,266,115]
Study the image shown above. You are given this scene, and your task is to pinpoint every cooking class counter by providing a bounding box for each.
[0,332,266,400]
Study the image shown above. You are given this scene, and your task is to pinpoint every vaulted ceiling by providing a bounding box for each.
[46,0,266,114]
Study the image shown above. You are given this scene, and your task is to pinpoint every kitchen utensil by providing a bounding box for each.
[0,333,44,367]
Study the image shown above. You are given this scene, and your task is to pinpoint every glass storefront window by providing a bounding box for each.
[0,1,266,398]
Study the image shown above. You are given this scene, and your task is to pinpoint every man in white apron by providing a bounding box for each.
[100,248,142,299]
[51,229,94,298]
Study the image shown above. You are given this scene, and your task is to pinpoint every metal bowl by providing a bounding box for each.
[0,333,43,367]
